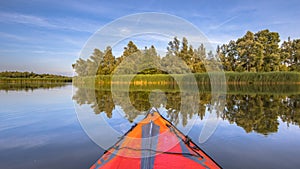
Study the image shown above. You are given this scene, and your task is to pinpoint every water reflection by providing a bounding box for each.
[0,85,101,169]
[0,82,70,92]
[219,94,300,135]
[72,84,300,135]
[73,85,213,125]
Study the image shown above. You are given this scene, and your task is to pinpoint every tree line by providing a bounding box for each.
[73,38,208,76]
[0,71,70,79]
[218,29,300,72]
[73,29,300,76]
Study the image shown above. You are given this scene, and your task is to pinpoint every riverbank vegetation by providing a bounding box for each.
[73,29,300,84]
[73,72,300,90]
[0,83,70,92]
[0,71,72,83]
[72,29,300,135]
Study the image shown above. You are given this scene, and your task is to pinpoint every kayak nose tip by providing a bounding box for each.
[149,107,158,115]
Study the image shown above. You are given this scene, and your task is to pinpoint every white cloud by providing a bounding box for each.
[0,32,27,41]
[209,16,238,31]
[119,27,131,36]
[0,12,100,33]
[0,11,54,27]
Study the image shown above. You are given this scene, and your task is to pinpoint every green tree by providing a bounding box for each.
[220,29,282,72]
[115,41,140,74]
[218,40,238,71]
[236,31,264,72]
[167,37,180,57]
[187,45,196,72]
[72,48,105,76]
[97,46,116,75]
[119,41,139,60]
[279,37,292,71]
[292,39,300,71]
[163,37,190,74]
[179,37,189,62]
[72,58,88,76]
[280,38,300,71]
[192,44,206,73]
[138,45,162,74]
[255,29,281,71]
[290,39,300,71]
[91,49,104,70]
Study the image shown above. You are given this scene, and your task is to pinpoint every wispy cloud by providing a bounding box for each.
[0,32,27,41]
[0,11,54,27]
[209,16,238,31]
[32,50,77,56]
[0,12,100,33]
[65,0,135,18]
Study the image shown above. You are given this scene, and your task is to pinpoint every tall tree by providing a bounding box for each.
[179,37,196,72]
[290,39,300,71]
[139,45,161,74]
[281,38,300,71]
[97,46,116,75]
[280,37,293,71]
[115,41,140,74]
[187,45,195,72]
[179,37,189,62]
[90,48,104,70]
[117,41,139,63]
[167,37,180,57]
[192,44,206,73]
[255,29,281,71]
[218,40,238,71]
[236,31,263,72]
[72,58,88,76]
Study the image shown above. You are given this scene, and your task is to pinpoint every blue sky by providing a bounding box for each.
[0,0,299,76]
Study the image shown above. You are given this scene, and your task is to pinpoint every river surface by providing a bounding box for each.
[1,84,300,169]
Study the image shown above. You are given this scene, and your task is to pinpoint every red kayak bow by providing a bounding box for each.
[91,108,221,169]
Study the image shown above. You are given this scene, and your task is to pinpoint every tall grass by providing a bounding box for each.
[225,71,300,84]
[0,83,70,92]
[73,72,300,94]
[0,77,72,83]
[73,71,300,86]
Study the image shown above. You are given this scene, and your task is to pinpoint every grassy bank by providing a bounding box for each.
[0,77,72,83]
[0,71,72,84]
[0,82,70,92]
[225,71,300,84]
[72,71,300,94]
[73,71,300,85]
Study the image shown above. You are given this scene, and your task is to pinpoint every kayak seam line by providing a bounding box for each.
[113,146,203,157]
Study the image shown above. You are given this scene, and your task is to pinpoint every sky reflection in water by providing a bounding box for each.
[0,85,102,169]
[1,84,300,168]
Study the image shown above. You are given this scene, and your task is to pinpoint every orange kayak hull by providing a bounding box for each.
[91,108,221,169]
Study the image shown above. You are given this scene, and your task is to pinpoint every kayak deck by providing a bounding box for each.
[91,108,221,169]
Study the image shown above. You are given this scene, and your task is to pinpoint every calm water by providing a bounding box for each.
[1,84,300,168]
[0,85,103,169]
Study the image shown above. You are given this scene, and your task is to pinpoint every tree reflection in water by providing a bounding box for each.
[72,85,300,135]
[0,82,69,92]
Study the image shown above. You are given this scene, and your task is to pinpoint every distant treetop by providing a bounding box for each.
[0,71,70,78]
